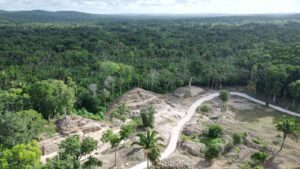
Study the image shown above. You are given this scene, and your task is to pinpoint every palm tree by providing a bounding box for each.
[275,118,299,157]
[132,129,164,169]
[148,147,161,167]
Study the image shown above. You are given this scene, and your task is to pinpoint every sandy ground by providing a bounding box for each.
[174,95,300,169]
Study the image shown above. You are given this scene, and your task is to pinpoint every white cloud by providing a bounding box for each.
[0,0,299,14]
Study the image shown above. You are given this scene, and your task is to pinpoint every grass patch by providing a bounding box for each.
[232,132,246,145]
[201,137,223,146]
[74,108,104,121]
[199,104,210,113]
[181,134,199,142]
[252,138,267,148]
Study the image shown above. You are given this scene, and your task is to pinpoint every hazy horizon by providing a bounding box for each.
[0,0,300,15]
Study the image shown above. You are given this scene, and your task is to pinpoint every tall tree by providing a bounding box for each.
[274,118,299,158]
[0,141,41,169]
[132,129,163,169]
[0,109,47,148]
[219,90,229,112]
[101,129,121,167]
[288,80,300,107]
[45,135,101,169]
[30,79,76,119]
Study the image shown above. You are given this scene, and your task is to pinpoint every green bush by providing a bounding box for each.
[219,90,229,102]
[251,151,269,165]
[204,144,222,160]
[111,102,128,122]
[200,104,210,112]
[140,106,156,128]
[207,124,224,138]
[232,133,244,145]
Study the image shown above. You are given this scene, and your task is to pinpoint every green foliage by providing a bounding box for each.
[275,117,299,156]
[288,80,300,105]
[101,129,122,149]
[0,15,299,110]
[0,109,47,148]
[78,93,100,114]
[44,155,78,169]
[204,144,222,161]
[83,156,102,169]
[111,102,128,122]
[0,141,41,169]
[45,135,99,169]
[251,151,269,165]
[181,134,199,142]
[247,80,256,95]
[30,80,76,119]
[252,138,267,148]
[140,106,156,128]
[276,118,300,136]
[0,88,30,113]
[132,129,163,167]
[207,124,224,139]
[232,133,245,145]
[219,90,229,103]
[74,108,104,121]
[120,121,138,140]
[148,147,161,166]
[200,104,210,113]
[201,138,223,147]
[101,129,122,166]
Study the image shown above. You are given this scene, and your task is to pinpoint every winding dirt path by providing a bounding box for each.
[130,92,300,169]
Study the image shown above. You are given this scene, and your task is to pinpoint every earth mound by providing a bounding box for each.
[173,86,205,98]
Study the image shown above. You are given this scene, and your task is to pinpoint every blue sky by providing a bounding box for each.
[0,0,300,14]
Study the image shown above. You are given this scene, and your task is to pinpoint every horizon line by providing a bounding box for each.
[1,9,299,16]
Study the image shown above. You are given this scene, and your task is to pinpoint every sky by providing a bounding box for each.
[0,0,300,14]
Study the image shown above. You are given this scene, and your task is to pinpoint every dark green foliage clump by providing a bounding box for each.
[200,104,210,113]
[207,124,224,138]
[204,144,222,161]
[29,79,76,119]
[111,102,128,122]
[140,106,156,128]
[44,135,100,169]
[251,151,269,165]
[219,90,229,103]
[232,133,245,145]
[0,109,48,148]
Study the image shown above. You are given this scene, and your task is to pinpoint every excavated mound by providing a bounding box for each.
[110,88,167,117]
[173,86,205,98]
[40,115,107,156]
[56,115,102,135]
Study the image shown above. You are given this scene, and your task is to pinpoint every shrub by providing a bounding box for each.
[232,133,244,145]
[119,121,138,140]
[207,124,224,138]
[251,151,269,165]
[111,102,128,122]
[204,144,222,160]
[140,106,156,128]
[200,104,210,112]
[219,90,229,102]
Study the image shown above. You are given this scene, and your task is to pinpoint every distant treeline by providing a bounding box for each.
[0,12,299,116]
